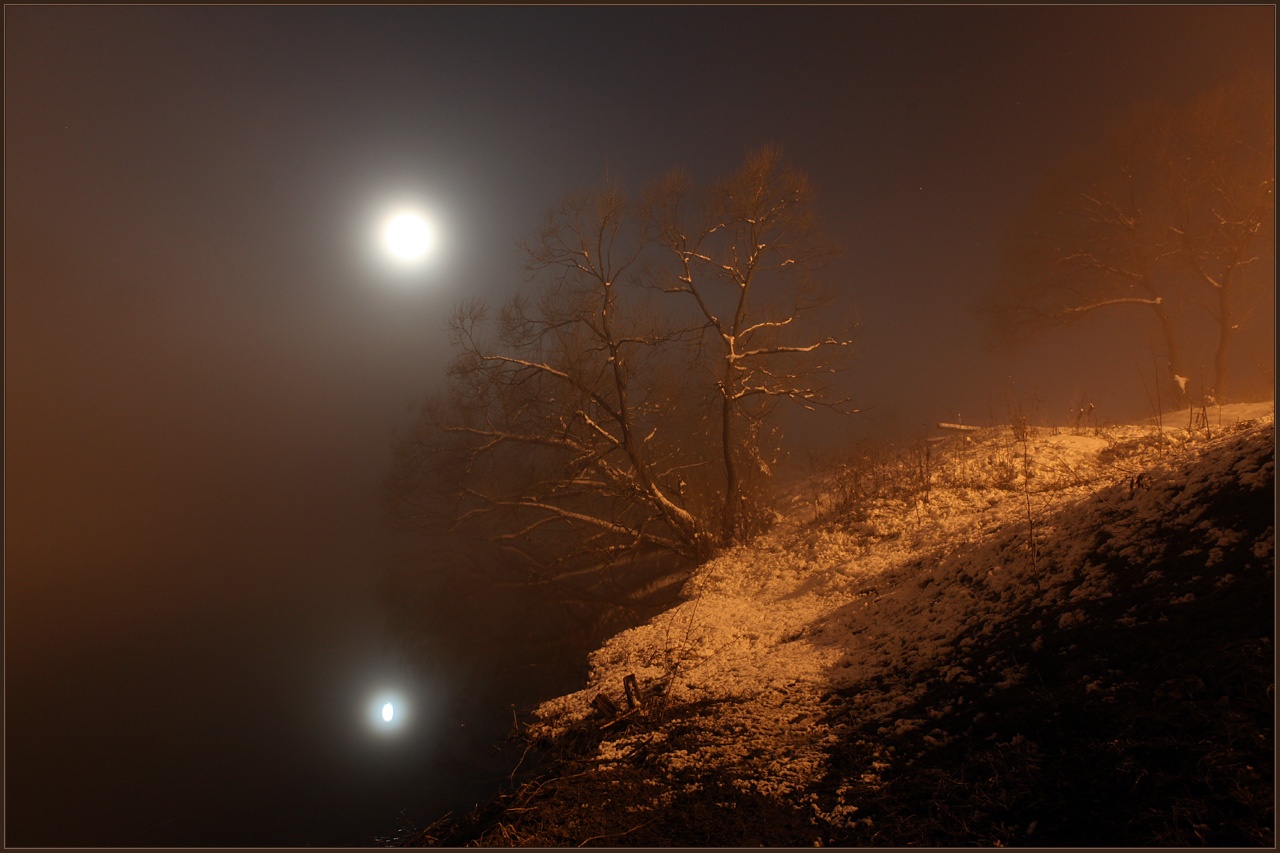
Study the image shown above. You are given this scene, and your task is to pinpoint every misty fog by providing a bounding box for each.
[5,5,1272,846]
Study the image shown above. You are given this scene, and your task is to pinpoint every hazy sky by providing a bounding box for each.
[4,5,1274,844]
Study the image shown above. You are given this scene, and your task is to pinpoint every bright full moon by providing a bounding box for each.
[380,211,435,263]
[381,702,395,723]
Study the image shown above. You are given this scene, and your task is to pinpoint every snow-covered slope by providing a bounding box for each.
[416,404,1275,846]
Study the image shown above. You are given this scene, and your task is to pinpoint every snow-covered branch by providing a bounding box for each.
[1055,296,1164,316]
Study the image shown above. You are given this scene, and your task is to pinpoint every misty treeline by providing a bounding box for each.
[989,75,1275,406]
[386,148,856,573]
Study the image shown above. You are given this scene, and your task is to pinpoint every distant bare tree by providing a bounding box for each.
[386,150,856,573]
[1166,77,1275,403]
[988,75,1274,405]
[989,102,1190,405]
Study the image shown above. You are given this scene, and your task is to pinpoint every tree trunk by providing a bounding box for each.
[720,394,738,545]
[1153,305,1190,409]
[1213,283,1231,404]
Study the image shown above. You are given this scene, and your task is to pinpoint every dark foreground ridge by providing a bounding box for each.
[385,418,1274,847]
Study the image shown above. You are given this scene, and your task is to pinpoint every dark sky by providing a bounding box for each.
[4,5,1274,846]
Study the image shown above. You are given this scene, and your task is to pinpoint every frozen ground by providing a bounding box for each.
[400,401,1275,846]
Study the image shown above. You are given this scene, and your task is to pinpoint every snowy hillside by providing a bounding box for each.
[401,403,1275,847]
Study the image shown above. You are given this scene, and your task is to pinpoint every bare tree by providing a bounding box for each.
[387,151,856,573]
[988,75,1274,405]
[1166,77,1275,402]
[649,147,856,543]
[443,186,711,568]
[989,102,1190,405]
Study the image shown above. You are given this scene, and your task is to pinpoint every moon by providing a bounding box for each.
[380,210,435,263]
[381,702,395,723]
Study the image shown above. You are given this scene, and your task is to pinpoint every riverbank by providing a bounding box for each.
[390,404,1274,846]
